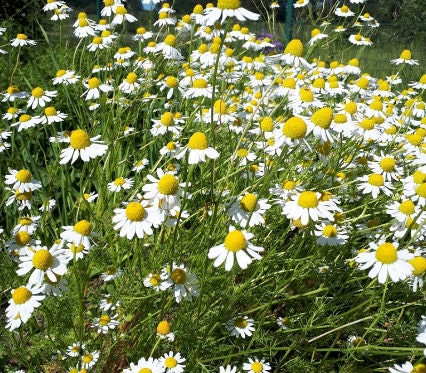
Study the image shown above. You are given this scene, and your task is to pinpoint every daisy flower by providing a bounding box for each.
[62,242,90,262]
[133,158,149,173]
[59,129,108,164]
[4,168,42,192]
[11,113,42,131]
[276,317,292,330]
[226,315,255,338]
[39,106,68,125]
[335,4,354,17]
[202,0,260,25]
[279,38,312,69]
[227,193,270,227]
[279,190,339,226]
[408,255,426,292]
[66,342,85,357]
[92,313,120,334]
[367,153,403,181]
[133,26,154,41]
[112,200,162,239]
[163,263,199,303]
[101,266,123,281]
[52,69,80,85]
[123,357,164,373]
[81,77,113,100]
[60,219,97,249]
[157,320,175,342]
[348,335,367,347]
[294,0,309,7]
[183,78,213,99]
[409,73,426,90]
[143,271,172,292]
[12,215,40,235]
[155,34,183,61]
[176,132,220,165]
[209,226,264,271]
[73,18,96,38]
[389,362,425,373]
[111,5,137,26]
[390,49,419,65]
[81,350,99,369]
[151,112,183,137]
[6,283,45,331]
[242,357,271,373]
[108,177,134,192]
[314,221,349,246]
[27,86,57,109]
[159,351,186,373]
[356,173,394,199]
[11,33,36,47]
[17,244,68,285]
[354,241,414,284]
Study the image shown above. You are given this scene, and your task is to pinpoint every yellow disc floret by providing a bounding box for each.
[224,230,247,252]
[375,242,397,264]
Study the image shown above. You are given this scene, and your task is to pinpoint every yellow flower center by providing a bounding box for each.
[166,141,177,151]
[16,169,32,183]
[224,230,247,252]
[358,118,374,131]
[70,129,91,150]
[125,202,145,221]
[56,69,66,77]
[379,157,395,172]
[15,231,31,246]
[32,249,53,270]
[237,148,248,157]
[158,174,179,195]
[299,87,314,102]
[282,117,307,139]
[311,107,333,129]
[32,87,45,98]
[12,287,32,304]
[234,316,247,328]
[375,242,397,264]
[406,133,423,146]
[217,0,241,10]
[126,72,138,84]
[115,5,127,14]
[165,76,178,88]
[282,180,296,190]
[341,5,349,12]
[240,193,258,212]
[188,132,208,150]
[92,36,103,45]
[15,190,32,200]
[298,191,318,208]
[416,183,426,198]
[82,354,93,364]
[164,34,176,47]
[368,173,384,187]
[323,225,337,237]
[74,220,92,236]
[408,257,426,276]
[284,39,303,57]
[114,177,126,186]
[251,362,263,373]
[45,106,57,116]
[209,42,221,54]
[193,79,208,89]
[157,320,171,335]
[88,77,101,89]
[214,99,227,114]
[149,274,161,286]
[160,112,174,126]
[400,49,412,60]
[20,217,32,226]
[313,77,325,88]
[171,268,187,284]
[193,4,204,14]
[164,357,177,368]
[398,200,415,215]
[311,28,321,37]
[356,77,369,89]
[78,18,89,27]
[99,314,110,326]
[104,0,114,6]
[17,33,28,40]
[138,369,152,373]
[70,244,85,254]
[19,114,32,123]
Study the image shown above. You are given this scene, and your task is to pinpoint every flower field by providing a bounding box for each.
[0,0,426,372]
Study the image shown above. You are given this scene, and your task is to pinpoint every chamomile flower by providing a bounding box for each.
[280,190,339,226]
[276,317,292,330]
[59,129,108,164]
[101,266,123,281]
[133,27,154,41]
[6,283,45,331]
[203,0,260,26]
[81,77,113,100]
[11,33,36,47]
[132,158,149,173]
[335,4,354,17]
[63,242,90,262]
[356,173,394,199]
[81,350,99,369]
[408,255,426,292]
[5,230,40,258]
[157,320,175,342]
[43,0,66,11]
[348,335,367,347]
[156,34,183,60]
[16,244,68,285]
[123,357,164,373]
[176,132,220,164]
[160,141,182,157]
[355,241,414,284]
[108,177,134,192]
[112,200,162,239]
[144,272,172,292]
[368,154,403,181]
[92,313,120,334]
[164,263,199,303]
[73,17,96,38]
[242,357,271,373]
[151,112,183,137]
[409,74,426,90]
[111,5,137,26]
[390,49,419,65]
[52,69,80,85]
[11,113,42,131]
[4,168,42,192]
[227,193,270,227]
[183,78,213,99]
[308,28,328,46]
[60,219,97,249]
[389,362,426,373]
[305,106,335,143]
[67,342,85,357]
[159,351,186,373]
[226,315,255,338]
[209,226,264,271]
[12,216,40,235]
[294,0,309,7]
[279,38,312,69]
[314,221,349,246]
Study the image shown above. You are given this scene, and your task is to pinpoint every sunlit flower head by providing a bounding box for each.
[226,315,255,338]
[4,168,42,192]
[11,33,36,47]
[203,0,260,25]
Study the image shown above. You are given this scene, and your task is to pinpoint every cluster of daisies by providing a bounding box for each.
[1,0,426,372]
